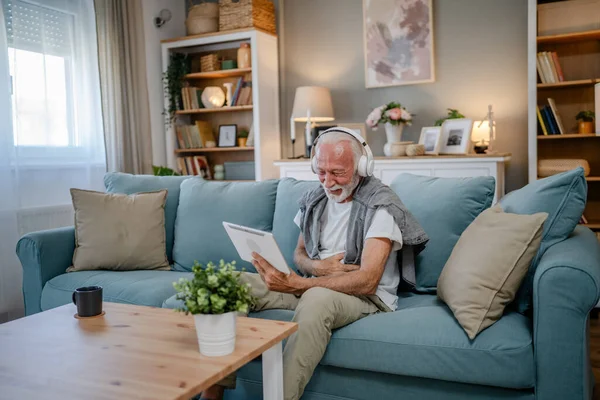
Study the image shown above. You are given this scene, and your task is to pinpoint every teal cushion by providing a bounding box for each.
[272,178,321,273]
[500,167,587,313]
[172,179,279,272]
[389,174,495,291]
[104,172,190,263]
[41,270,192,311]
[321,293,534,389]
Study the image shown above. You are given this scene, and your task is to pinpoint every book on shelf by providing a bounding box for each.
[175,121,216,149]
[547,98,566,135]
[536,106,549,136]
[536,51,564,84]
[176,155,212,179]
[537,99,567,135]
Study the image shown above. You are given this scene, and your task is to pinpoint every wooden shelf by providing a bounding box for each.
[538,133,599,140]
[537,29,600,44]
[175,147,254,154]
[185,68,252,79]
[161,27,276,44]
[538,78,600,89]
[176,106,253,115]
[586,177,600,182]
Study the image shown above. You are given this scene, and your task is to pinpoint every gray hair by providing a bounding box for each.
[315,131,363,171]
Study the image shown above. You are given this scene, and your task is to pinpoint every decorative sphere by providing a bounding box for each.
[201,86,225,109]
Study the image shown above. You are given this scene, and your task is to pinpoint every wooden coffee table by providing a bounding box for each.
[0,302,297,400]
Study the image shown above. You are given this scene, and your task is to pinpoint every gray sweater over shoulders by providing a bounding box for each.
[298,176,429,283]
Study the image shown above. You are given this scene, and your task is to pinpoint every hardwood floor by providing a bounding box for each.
[590,316,600,399]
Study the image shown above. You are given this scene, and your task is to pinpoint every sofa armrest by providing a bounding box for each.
[533,226,600,400]
[16,226,75,315]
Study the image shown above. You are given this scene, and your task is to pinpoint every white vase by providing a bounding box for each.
[384,122,405,156]
[193,312,237,357]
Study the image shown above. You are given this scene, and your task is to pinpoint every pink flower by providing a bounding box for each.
[366,105,385,128]
[386,108,402,120]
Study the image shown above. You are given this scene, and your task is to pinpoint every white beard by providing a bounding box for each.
[322,174,360,203]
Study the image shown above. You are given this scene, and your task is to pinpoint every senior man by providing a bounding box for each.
[201,127,428,400]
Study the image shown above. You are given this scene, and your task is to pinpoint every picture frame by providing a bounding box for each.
[314,123,368,142]
[337,123,368,142]
[363,0,435,88]
[418,126,442,155]
[218,124,237,147]
[439,119,473,155]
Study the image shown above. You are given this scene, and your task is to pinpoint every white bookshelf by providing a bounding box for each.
[161,28,280,180]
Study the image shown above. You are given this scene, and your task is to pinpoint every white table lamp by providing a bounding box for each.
[290,86,335,158]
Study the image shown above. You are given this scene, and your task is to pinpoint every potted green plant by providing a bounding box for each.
[152,165,180,176]
[435,108,466,126]
[163,53,190,126]
[237,129,249,147]
[576,111,595,134]
[173,260,254,357]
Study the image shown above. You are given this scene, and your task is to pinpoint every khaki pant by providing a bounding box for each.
[218,273,386,400]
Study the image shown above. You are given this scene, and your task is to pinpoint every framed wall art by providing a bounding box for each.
[363,0,435,88]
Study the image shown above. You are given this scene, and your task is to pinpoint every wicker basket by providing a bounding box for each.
[186,3,219,35]
[538,159,590,177]
[200,54,220,72]
[218,0,276,34]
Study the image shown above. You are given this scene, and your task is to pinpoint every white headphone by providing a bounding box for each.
[310,127,375,177]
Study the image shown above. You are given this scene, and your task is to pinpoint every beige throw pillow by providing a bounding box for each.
[437,205,548,339]
[68,189,170,272]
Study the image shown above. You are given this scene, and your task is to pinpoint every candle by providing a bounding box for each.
[290,116,296,141]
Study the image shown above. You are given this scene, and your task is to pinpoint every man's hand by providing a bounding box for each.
[314,253,360,277]
[251,252,306,295]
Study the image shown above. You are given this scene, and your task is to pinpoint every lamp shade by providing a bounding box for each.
[291,86,335,122]
[471,120,491,144]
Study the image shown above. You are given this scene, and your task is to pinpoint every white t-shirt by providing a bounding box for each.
[293,200,403,311]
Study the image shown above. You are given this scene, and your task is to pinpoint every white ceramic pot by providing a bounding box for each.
[385,122,404,142]
[384,141,413,157]
[193,312,237,357]
[384,123,405,156]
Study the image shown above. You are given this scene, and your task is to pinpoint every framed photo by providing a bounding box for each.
[363,0,435,88]
[418,126,442,155]
[338,123,368,142]
[439,119,473,155]
[218,124,237,147]
[314,123,368,142]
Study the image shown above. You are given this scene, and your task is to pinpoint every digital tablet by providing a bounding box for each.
[223,222,291,275]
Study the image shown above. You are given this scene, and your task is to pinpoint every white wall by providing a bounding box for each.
[142,0,187,168]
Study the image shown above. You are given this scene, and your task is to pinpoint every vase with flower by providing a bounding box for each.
[366,102,413,156]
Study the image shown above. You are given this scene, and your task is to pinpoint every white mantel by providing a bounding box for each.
[274,153,511,203]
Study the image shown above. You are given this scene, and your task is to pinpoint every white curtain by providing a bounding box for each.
[0,0,106,322]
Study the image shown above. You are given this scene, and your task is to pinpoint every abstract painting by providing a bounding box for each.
[363,0,434,88]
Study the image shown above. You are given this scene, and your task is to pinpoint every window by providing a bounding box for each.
[9,48,72,146]
[2,0,103,161]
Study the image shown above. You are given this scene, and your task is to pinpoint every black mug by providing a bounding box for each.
[72,286,103,317]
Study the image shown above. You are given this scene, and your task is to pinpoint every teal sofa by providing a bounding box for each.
[16,169,600,400]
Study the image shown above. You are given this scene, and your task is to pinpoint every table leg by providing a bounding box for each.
[262,341,283,400]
